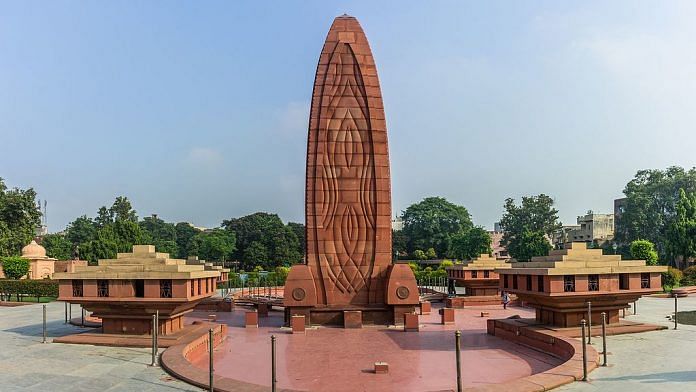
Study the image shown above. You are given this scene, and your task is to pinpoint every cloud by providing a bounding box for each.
[185,147,223,168]
[276,101,309,136]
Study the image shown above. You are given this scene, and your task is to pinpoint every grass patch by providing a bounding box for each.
[2,295,56,303]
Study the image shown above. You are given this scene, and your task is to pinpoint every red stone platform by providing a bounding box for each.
[160,304,568,392]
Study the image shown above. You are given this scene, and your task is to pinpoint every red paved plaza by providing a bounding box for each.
[188,304,562,391]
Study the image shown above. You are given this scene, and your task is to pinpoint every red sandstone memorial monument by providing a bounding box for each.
[283,15,419,325]
[54,245,221,335]
[496,242,667,327]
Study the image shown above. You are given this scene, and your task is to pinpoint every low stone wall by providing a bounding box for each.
[672,286,696,297]
[161,323,287,392]
[484,318,599,391]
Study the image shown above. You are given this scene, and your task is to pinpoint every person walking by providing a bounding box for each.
[502,291,510,310]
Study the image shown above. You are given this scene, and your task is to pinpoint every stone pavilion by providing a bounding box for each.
[54,245,220,335]
[496,242,667,327]
[445,253,511,307]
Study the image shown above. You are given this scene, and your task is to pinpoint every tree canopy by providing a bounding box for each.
[629,239,659,266]
[222,212,302,269]
[617,167,696,259]
[447,226,492,260]
[0,178,41,257]
[401,197,473,257]
[499,194,560,261]
[1,256,30,279]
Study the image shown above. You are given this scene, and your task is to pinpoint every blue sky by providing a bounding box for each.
[1,1,695,232]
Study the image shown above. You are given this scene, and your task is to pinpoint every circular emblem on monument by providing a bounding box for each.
[396,286,410,300]
[292,288,306,301]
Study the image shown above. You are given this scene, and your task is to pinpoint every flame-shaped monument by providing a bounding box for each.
[284,15,419,326]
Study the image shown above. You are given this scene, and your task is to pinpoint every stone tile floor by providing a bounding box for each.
[0,302,199,391]
[2,296,694,391]
[558,295,696,392]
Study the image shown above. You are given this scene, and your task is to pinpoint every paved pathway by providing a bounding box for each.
[0,301,199,391]
[559,296,696,392]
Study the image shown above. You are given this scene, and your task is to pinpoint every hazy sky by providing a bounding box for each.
[1,1,695,232]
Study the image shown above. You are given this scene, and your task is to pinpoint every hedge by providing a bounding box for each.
[0,279,59,300]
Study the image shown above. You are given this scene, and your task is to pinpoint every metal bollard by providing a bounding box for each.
[580,319,588,381]
[674,295,678,330]
[150,314,157,366]
[155,310,159,359]
[586,301,592,344]
[601,312,607,366]
[633,301,636,315]
[81,306,85,327]
[64,302,68,324]
[68,302,72,321]
[271,335,277,392]
[42,304,47,343]
[209,328,214,392]
[455,330,462,392]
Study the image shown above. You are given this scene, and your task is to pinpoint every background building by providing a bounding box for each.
[554,211,614,247]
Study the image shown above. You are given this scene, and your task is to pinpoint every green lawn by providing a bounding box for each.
[1,295,56,303]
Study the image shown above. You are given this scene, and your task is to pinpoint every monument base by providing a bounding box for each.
[516,292,640,328]
[284,304,418,326]
[283,263,419,327]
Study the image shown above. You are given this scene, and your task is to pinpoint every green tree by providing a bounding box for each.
[139,215,178,256]
[110,196,138,222]
[189,229,236,261]
[66,216,97,245]
[448,227,492,260]
[223,212,301,268]
[243,241,270,268]
[499,194,560,261]
[175,222,200,259]
[1,256,30,279]
[507,230,552,262]
[392,229,409,260]
[287,222,305,255]
[0,178,42,256]
[616,167,696,261]
[402,197,473,256]
[665,188,696,269]
[629,239,659,266]
[41,234,73,260]
[95,206,113,228]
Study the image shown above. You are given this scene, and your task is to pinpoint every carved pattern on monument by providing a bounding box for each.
[309,40,378,301]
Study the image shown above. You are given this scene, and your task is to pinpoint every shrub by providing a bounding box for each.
[1,256,30,279]
[425,248,437,259]
[440,260,454,268]
[682,266,696,286]
[662,267,683,288]
[0,279,59,300]
[630,240,659,266]
[413,250,427,260]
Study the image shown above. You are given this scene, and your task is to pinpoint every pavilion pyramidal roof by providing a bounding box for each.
[448,253,511,271]
[53,245,220,280]
[503,242,666,275]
